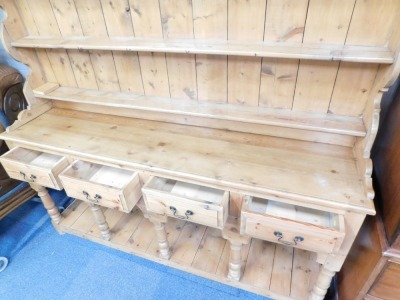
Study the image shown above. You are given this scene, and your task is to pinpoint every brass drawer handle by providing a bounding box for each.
[274,231,304,246]
[20,171,36,182]
[169,206,194,219]
[19,171,27,180]
[82,191,102,203]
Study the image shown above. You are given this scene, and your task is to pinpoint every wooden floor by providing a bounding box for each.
[57,200,319,300]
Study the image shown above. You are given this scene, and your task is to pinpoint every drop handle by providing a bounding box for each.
[169,206,194,219]
[274,231,304,246]
[19,171,37,182]
[82,191,101,203]
[19,171,27,180]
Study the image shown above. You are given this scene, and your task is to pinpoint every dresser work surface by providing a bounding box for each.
[1,1,400,299]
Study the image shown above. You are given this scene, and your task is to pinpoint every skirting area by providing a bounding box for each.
[57,200,319,300]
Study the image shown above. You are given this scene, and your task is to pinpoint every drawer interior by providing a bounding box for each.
[4,148,64,169]
[247,197,340,230]
[147,177,225,204]
[63,160,135,188]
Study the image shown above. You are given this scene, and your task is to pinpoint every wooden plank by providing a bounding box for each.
[100,0,144,94]
[215,240,230,278]
[159,0,197,100]
[303,0,356,44]
[260,0,308,109]
[111,207,144,245]
[10,36,394,64]
[53,100,357,151]
[290,249,316,299]
[125,217,155,251]
[129,0,170,97]
[0,108,372,214]
[293,61,339,113]
[170,222,206,265]
[327,0,397,117]
[269,244,293,296]
[293,0,355,113]
[227,0,265,106]
[193,0,228,103]
[49,0,98,90]
[26,0,77,87]
[74,0,121,92]
[70,204,97,232]
[242,239,275,288]
[14,0,39,35]
[53,100,358,147]
[328,0,395,117]
[33,85,366,136]
[192,227,227,273]
[13,0,57,85]
[329,63,379,116]
[34,82,59,95]
[59,200,87,228]
[346,0,399,46]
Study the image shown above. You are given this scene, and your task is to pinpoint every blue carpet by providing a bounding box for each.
[0,190,269,300]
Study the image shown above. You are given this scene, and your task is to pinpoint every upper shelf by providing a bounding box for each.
[33,83,366,137]
[12,36,394,64]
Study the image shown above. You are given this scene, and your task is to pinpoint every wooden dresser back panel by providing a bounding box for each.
[3,0,399,118]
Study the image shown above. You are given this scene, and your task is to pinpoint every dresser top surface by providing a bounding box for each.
[1,108,374,214]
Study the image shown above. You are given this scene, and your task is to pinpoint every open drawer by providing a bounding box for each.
[59,160,141,213]
[0,147,68,190]
[142,177,229,229]
[240,196,345,254]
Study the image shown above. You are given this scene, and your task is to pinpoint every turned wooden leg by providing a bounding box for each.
[136,198,171,259]
[151,220,171,259]
[228,241,242,281]
[227,241,243,281]
[30,183,62,224]
[310,265,336,300]
[222,216,250,281]
[90,204,111,241]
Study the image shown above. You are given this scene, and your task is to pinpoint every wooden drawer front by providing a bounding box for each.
[241,196,345,254]
[59,160,141,213]
[142,177,228,229]
[0,147,68,190]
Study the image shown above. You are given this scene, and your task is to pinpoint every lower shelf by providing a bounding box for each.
[57,200,319,300]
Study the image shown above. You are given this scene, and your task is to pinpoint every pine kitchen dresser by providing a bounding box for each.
[1,1,400,299]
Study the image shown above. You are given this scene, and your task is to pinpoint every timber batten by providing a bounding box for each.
[12,36,394,64]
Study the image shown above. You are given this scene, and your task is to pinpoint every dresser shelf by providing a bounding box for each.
[33,84,366,137]
[12,36,394,64]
